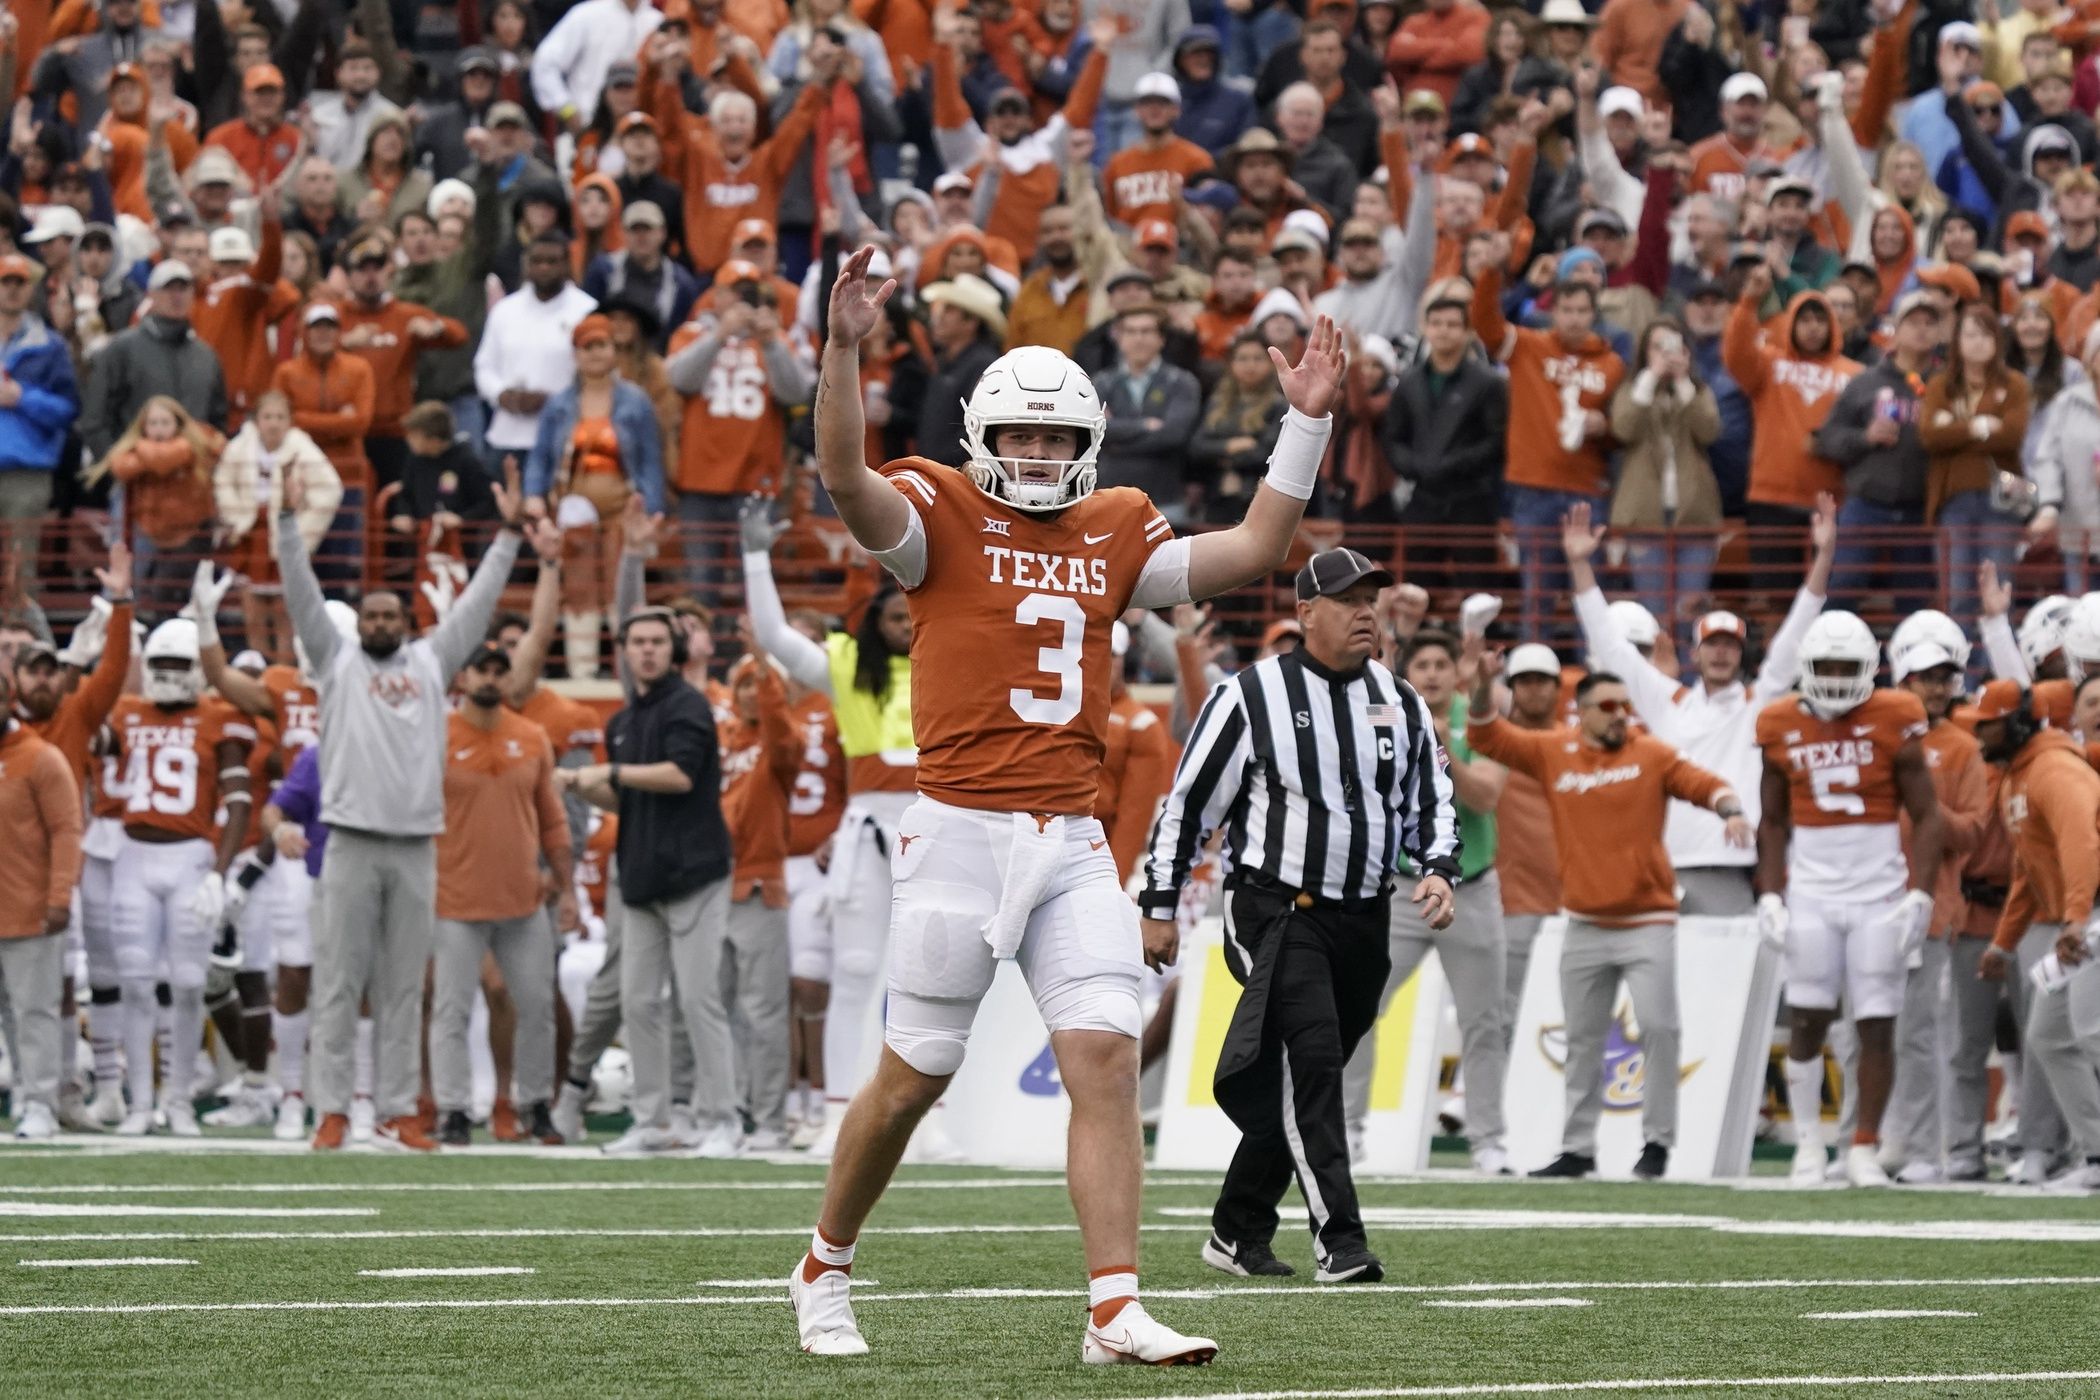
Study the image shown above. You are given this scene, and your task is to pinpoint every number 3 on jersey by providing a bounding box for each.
[1010,593,1085,726]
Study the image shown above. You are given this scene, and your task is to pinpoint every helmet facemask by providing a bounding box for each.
[959,346,1107,514]
[964,415,1099,512]
[145,658,201,708]
[1800,657,1873,719]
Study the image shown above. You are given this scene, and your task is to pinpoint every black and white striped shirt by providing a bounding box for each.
[1138,649,1462,916]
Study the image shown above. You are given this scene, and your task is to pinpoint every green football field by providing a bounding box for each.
[3,1141,2100,1399]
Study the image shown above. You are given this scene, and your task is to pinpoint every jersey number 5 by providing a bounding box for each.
[1010,593,1085,726]
[1810,763,1865,816]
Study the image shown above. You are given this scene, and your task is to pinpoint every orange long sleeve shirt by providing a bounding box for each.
[1721,290,1859,510]
[334,296,470,440]
[195,220,302,426]
[655,80,826,271]
[25,602,132,789]
[1995,730,2100,950]
[1472,266,1625,495]
[1468,713,1732,927]
[1494,752,1564,918]
[1911,720,1991,938]
[721,661,800,903]
[201,116,303,192]
[438,709,571,923]
[1385,2,1490,104]
[1593,0,1690,107]
[271,351,376,491]
[1098,693,1176,885]
[934,40,1105,261]
[0,724,83,939]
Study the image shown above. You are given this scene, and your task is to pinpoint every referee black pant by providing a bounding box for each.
[1211,883,1390,1266]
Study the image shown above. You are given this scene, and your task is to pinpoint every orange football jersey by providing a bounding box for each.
[577,811,619,921]
[1756,688,1928,901]
[880,458,1181,816]
[785,691,845,858]
[262,665,322,772]
[110,695,257,842]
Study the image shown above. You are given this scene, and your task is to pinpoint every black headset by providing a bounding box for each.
[619,606,690,668]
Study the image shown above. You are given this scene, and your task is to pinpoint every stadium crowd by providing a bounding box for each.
[0,0,2097,1196]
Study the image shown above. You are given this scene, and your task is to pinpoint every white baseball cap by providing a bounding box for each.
[146,258,195,290]
[933,171,973,195]
[1720,72,1767,103]
[1940,19,1982,48]
[1695,610,1746,644]
[1133,72,1180,103]
[208,225,255,263]
[1281,208,1331,245]
[1506,643,1562,680]
[1599,86,1645,120]
[1608,599,1661,648]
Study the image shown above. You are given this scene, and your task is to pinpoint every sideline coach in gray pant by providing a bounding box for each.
[559,607,733,1154]
[280,472,538,1148]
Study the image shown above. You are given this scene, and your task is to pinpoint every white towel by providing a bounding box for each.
[983,813,1067,960]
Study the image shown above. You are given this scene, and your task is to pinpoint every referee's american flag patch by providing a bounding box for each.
[1364,704,1399,726]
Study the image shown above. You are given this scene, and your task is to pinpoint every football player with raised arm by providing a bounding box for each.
[788,246,1344,1365]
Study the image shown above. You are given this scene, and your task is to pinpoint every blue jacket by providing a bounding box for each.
[0,316,79,472]
[1172,27,1257,161]
[523,377,667,514]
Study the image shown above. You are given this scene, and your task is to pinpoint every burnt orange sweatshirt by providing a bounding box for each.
[1468,713,1731,927]
[721,660,800,904]
[272,351,376,491]
[334,296,470,440]
[1996,729,2100,950]
[195,220,302,426]
[1722,290,1859,510]
[24,602,131,789]
[934,39,1105,262]
[0,723,83,938]
[438,709,571,923]
[1471,266,1625,495]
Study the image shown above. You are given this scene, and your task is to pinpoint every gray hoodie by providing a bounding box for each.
[280,511,521,836]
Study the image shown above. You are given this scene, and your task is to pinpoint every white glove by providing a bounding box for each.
[190,870,226,933]
[220,852,261,925]
[59,597,111,669]
[419,556,467,623]
[191,561,234,648]
[1756,892,1789,951]
[1878,889,1935,966]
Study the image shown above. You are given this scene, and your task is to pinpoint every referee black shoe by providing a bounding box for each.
[1529,1151,1596,1179]
[1201,1234,1295,1278]
[437,1111,472,1148]
[1314,1247,1384,1284]
[1633,1143,1669,1181]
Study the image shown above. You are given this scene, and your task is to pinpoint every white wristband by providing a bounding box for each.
[194,609,219,650]
[1261,406,1331,502]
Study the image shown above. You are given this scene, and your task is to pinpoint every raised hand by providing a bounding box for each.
[622,493,663,558]
[738,493,790,555]
[827,244,896,348]
[1561,501,1605,564]
[525,514,563,559]
[1978,560,2012,619]
[96,539,132,599]
[1810,491,1837,557]
[493,455,524,527]
[1272,314,1346,418]
[192,560,235,622]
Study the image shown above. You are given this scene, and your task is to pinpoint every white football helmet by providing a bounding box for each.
[143,618,203,708]
[1797,610,1880,719]
[2061,593,2100,683]
[1606,599,1661,650]
[2019,594,2076,674]
[294,599,361,677]
[960,345,1104,512]
[1888,608,1972,685]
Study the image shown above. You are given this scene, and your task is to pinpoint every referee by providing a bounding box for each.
[1140,548,1462,1285]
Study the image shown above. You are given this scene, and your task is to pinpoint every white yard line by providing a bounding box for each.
[0,1205,377,1219]
[1154,1205,2100,1246]
[357,1267,537,1278]
[17,1257,196,1268]
[1421,1298,1593,1309]
[1100,1372,2100,1400]
[0,1177,1221,1195]
[1803,1310,1980,1320]
[0,1274,2091,1318]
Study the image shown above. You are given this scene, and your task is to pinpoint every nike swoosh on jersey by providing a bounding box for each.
[1083,530,1114,544]
[453,749,474,760]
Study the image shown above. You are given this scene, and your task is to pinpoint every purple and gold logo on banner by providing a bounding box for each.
[1536,1000,1701,1111]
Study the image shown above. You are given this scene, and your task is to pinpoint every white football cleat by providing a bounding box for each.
[164,1101,201,1137]
[2043,1160,2100,1195]
[274,1093,308,1141]
[2009,1153,2055,1186]
[204,1088,274,1129]
[789,1265,869,1356]
[550,1084,586,1145]
[1895,1160,1944,1185]
[58,1086,97,1132]
[692,1121,745,1159]
[13,1101,57,1141]
[115,1109,154,1137]
[90,1087,128,1128]
[1845,1144,1891,1187]
[600,1125,682,1156]
[789,1103,826,1151]
[1471,1144,1512,1177]
[1082,1301,1218,1367]
[1789,1142,1827,1186]
[349,1097,375,1144]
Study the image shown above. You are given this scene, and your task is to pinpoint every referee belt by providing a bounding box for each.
[1236,875,1391,915]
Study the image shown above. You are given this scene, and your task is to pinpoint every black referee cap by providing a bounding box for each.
[1295,548,1395,602]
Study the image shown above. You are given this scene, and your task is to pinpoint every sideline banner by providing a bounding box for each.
[1155,917,1445,1173]
[1503,915,1782,1180]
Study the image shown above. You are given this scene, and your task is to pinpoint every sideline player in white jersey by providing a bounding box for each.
[1754,611,1944,1187]
[788,247,1345,1364]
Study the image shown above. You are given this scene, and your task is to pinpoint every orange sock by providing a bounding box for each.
[1853,1131,1879,1147]
[802,1225,856,1283]
[1088,1265,1137,1326]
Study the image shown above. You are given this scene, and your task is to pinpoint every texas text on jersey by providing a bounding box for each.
[1755,687,1929,903]
[876,456,1183,816]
